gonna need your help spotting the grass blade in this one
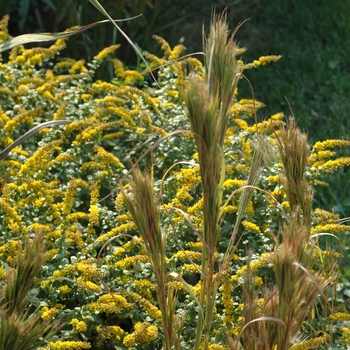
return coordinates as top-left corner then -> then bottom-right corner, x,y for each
88,0 -> 160,87
0,120 -> 71,161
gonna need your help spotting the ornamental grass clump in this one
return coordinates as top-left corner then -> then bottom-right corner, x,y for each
0,232 -> 63,350
240,119 -> 335,349
184,13 -> 242,349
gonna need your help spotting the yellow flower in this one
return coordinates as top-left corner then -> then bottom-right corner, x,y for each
313,139 -> 350,152
89,294 -> 133,314
270,112 -> 284,120
48,341 -> 91,350
242,220 -> 261,233
111,58 -> 125,78
289,333 -> 330,350
330,312 -> 350,321
169,44 -> 185,59
123,333 -> 136,347
318,157 -> 350,173
97,326 -> 125,343
233,118 -> 248,130
187,241 -> 203,249
70,318 -> 88,333
41,307 -> 58,321
255,276 -> 263,286
59,285 -> 71,294
15,55 -> 26,64
29,53 -> 42,66
124,70 -> 144,85
69,59 -> 87,74
311,223 -> 349,234
95,44 -> 120,61
125,291 -> 162,320
89,204 -> 99,226
222,205 -> 238,213
123,322 -> 158,346
17,84 -> 28,95
173,250 -> 201,261
223,178 -> 245,189
208,344 -> 227,350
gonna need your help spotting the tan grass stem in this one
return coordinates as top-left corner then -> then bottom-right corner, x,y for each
121,167 -> 179,350
184,12 -> 242,349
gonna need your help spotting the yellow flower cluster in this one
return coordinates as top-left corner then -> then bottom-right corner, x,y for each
250,55 -> 282,68
53,265 -> 75,277
19,140 -> 63,178
0,239 -> 19,260
4,107 -> 42,133
246,119 -> 283,134
330,312 -> 350,321
124,70 -> 144,85
132,278 -> 155,301
123,322 -> 158,347
95,44 -> 121,61
125,291 -> 162,320
152,34 -> 172,57
96,325 -> 125,344
111,58 -> 125,78
173,250 -> 202,262
98,221 -> 137,242
341,327 -> 350,345
311,223 -> 349,235
75,260 -> 100,279
208,344 -> 227,350
115,255 -> 149,269
89,204 -> 99,226
289,333 -> 330,350
198,344 -> 227,350
242,220 -> 261,233
222,178 -> 245,190
65,227 -> 84,248
41,307 -> 58,321
47,341 -> 91,350
235,255 -> 271,277
187,241 -> 203,250
0,265 -> 7,279
313,139 -> 350,152
89,293 -> 133,314
77,278 -> 101,293
313,208 -> 339,223
317,157 -> 350,173
230,99 -> 265,117
70,318 -> 88,333
220,271 -> 235,325
59,285 -> 71,294
68,59 -> 87,74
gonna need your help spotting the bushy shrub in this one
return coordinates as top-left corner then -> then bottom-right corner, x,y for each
1,13 -> 350,350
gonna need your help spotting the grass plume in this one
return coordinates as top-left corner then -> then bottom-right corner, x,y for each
239,118 -> 335,349
121,167 -> 181,350
0,232 -> 63,350
184,12 -> 242,349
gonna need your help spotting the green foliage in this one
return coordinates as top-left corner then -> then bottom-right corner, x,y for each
0,13 -> 350,350
1,0 -> 227,78
228,0 -> 350,215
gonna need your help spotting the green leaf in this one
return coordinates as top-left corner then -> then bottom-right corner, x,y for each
0,19 -> 132,53
88,0 -> 160,87
41,0 -> 57,11
0,120 -> 71,161
18,0 -> 31,32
